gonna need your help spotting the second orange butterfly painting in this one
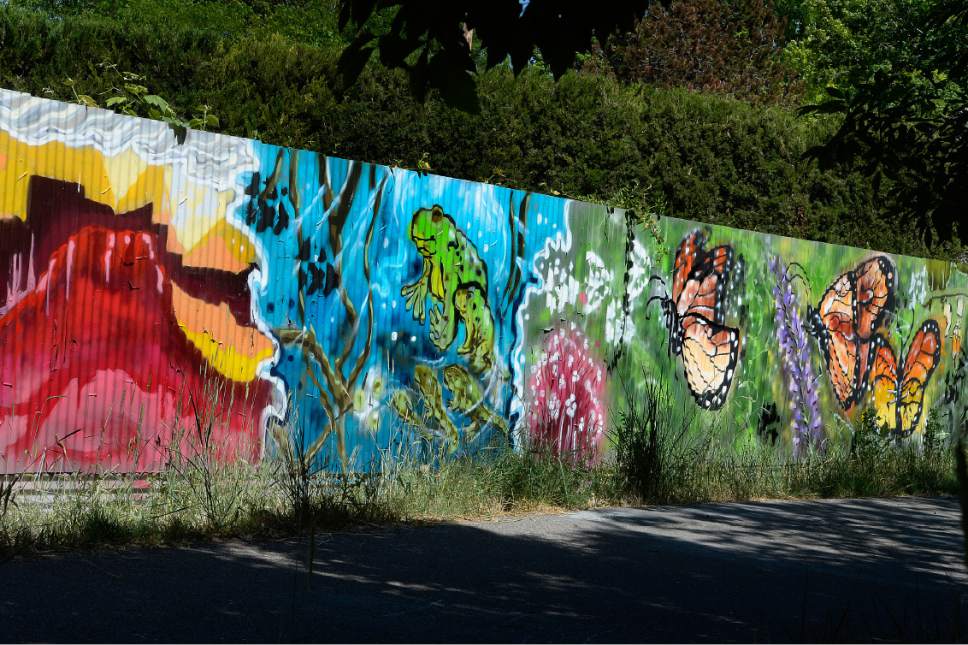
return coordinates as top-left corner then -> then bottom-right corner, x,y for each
807,255 -> 942,435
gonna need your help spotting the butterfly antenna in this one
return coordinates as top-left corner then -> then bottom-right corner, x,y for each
649,275 -> 670,299
645,294 -> 668,320
786,262 -> 811,290
644,275 -> 670,319
647,274 -> 667,288
882,306 -> 900,331
786,261 -> 809,278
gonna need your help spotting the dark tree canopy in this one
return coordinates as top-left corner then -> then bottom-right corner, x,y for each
585,0 -> 802,105
802,0 -> 968,247
337,0 -> 653,110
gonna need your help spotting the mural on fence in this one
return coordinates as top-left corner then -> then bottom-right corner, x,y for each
0,88 -> 965,473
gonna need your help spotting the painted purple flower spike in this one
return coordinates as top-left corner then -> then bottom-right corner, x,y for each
769,256 -> 825,457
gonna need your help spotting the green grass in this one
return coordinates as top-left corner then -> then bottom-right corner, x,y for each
611,377 -> 959,504
0,420 -> 958,559
0,379 -> 958,557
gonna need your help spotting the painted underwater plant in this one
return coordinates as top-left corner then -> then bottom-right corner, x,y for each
274,157 -> 391,469
768,257 -> 824,456
525,325 -> 606,465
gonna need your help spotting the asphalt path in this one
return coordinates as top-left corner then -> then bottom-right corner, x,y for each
2,496 -> 966,642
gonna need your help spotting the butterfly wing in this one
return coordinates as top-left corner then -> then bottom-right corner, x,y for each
679,314 -> 740,410
669,230 -> 739,409
812,271 -> 862,408
853,256 -> 896,340
672,229 -> 705,305
676,245 -> 734,324
896,320 -> 941,436
869,334 -> 899,431
673,230 -> 733,317
856,338 -> 876,401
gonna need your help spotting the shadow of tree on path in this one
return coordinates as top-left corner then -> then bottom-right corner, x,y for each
0,497 -> 964,643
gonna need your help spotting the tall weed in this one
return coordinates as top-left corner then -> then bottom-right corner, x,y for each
611,374 -> 956,505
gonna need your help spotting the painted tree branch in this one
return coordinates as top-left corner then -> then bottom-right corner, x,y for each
275,161 -> 388,468
347,174 -> 388,391
278,328 -> 351,409
331,163 -> 363,372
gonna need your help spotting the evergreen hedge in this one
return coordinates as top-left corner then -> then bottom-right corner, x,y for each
0,6 -> 949,258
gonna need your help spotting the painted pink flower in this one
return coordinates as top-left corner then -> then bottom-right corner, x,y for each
526,324 -> 607,465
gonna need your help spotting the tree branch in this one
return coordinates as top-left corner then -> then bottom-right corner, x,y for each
348,175 -> 388,390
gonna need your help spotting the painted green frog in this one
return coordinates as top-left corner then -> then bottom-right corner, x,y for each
442,364 -> 508,439
388,390 -> 429,439
414,364 -> 459,448
454,283 -> 494,374
401,205 -> 493,364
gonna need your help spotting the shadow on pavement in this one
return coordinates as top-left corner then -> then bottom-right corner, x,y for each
0,497 -> 964,643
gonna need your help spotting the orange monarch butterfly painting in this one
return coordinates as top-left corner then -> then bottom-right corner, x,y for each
807,256 -> 896,410
648,230 -> 741,410
868,320 -> 942,437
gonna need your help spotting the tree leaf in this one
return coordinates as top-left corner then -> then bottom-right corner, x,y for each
336,33 -> 377,91
426,48 -> 479,113
168,122 -> 188,145
142,94 -> 172,113
339,0 -> 379,30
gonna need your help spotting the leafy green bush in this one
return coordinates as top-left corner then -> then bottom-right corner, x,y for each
8,0 -> 348,47
0,4 -> 952,258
